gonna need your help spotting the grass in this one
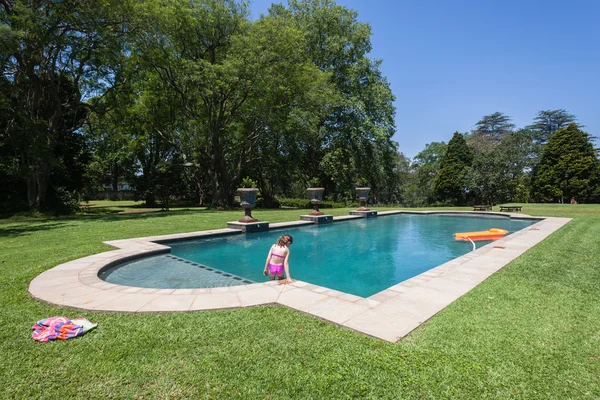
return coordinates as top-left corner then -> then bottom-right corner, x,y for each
1,203 -> 599,399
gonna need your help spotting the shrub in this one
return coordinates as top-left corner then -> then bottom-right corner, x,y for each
277,198 -> 346,209
47,187 -> 80,215
239,176 -> 257,188
278,198 -> 310,208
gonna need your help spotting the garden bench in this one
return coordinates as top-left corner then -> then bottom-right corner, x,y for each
499,206 -> 522,212
472,205 -> 492,211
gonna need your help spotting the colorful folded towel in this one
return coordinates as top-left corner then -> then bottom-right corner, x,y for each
32,316 -> 98,342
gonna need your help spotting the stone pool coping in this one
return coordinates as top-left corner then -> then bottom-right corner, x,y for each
28,211 -> 571,342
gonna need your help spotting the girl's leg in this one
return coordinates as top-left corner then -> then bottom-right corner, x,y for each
276,273 -> 284,280
269,273 -> 276,281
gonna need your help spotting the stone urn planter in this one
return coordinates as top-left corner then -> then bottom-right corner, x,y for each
237,188 -> 259,223
307,188 -> 325,216
356,187 -> 371,211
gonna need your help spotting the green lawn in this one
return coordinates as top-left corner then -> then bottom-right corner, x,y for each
1,204 -> 599,399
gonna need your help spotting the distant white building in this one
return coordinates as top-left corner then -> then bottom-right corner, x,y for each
101,182 -> 133,191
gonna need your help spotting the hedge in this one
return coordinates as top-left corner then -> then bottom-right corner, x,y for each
277,198 -> 346,209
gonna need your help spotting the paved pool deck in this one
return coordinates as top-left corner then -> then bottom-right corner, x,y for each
28,210 -> 571,342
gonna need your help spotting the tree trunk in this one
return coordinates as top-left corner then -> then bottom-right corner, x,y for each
36,166 -> 50,208
146,193 -> 156,207
258,178 -> 276,208
211,168 -> 232,207
111,163 -> 119,192
261,192 -> 277,208
196,179 -> 204,206
27,174 -> 37,208
210,131 -> 233,208
26,164 -> 50,209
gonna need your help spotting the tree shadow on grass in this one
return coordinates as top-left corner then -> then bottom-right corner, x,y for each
0,207 -> 309,239
0,208 -> 224,238
0,221 -> 70,239
75,207 -> 219,221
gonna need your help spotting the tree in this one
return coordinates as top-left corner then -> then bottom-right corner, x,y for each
470,112 -> 515,153
2,0 -> 401,211
466,151 -> 511,205
271,0 -> 398,202
127,0 -> 253,207
474,112 -> 515,139
531,123 -> 600,203
409,141 -> 447,205
433,133 -> 473,205
0,0 -> 132,209
528,109 -> 577,145
499,129 -> 539,175
132,0 -> 348,207
234,14 -> 336,207
467,129 -> 539,204
85,101 -> 134,196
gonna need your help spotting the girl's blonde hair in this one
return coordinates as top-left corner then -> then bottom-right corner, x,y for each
276,234 -> 293,247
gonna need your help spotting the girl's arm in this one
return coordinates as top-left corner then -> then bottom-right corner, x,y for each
263,247 -> 272,275
284,250 -> 292,283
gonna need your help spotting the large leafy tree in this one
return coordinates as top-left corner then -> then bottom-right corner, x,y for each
84,114 -> 132,197
466,151 -> 511,205
2,0 -> 401,211
433,132 -> 473,205
531,123 -> 600,203
128,0 -> 253,207
132,0 -> 344,207
234,14 -> 336,207
271,0 -> 398,202
0,0 -> 132,209
466,129 -> 538,204
86,46 -> 184,207
126,77 -> 183,207
408,141 -> 447,205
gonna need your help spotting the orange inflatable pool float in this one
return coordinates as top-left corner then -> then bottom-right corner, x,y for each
454,228 -> 508,241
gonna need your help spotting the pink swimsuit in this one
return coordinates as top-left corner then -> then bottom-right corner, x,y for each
268,252 -> 285,275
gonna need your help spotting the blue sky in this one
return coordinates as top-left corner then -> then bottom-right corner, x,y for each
249,0 -> 600,158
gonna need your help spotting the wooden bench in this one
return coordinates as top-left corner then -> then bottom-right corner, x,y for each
473,205 -> 492,211
499,206 -> 522,212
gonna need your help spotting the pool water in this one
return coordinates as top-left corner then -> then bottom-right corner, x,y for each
100,214 -> 536,297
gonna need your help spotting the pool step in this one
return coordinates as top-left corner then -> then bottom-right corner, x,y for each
165,254 -> 254,285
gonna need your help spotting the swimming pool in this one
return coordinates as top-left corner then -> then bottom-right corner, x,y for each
100,214 -> 536,297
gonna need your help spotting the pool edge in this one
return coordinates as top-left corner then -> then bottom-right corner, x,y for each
28,211 -> 570,343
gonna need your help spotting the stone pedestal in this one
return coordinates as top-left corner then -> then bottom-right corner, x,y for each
238,207 -> 258,223
309,208 -> 324,216
300,214 -> 334,224
307,188 -> 325,216
237,188 -> 260,223
227,221 -> 270,233
349,210 -> 378,218
355,187 -> 371,212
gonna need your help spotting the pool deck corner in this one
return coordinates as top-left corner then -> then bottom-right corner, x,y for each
28,211 -> 571,342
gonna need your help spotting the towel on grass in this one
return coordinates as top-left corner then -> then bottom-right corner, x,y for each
32,316 -> 98,342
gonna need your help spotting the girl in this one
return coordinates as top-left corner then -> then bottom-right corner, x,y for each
263,234 -> 293,283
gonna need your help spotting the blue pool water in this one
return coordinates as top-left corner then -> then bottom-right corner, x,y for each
101,214 -> 536,297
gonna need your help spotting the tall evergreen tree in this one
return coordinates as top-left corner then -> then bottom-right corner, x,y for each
469,112 -> 515,154
473,112 -> 515,141
531,123 -> 600,203
527,109 -> 578,144
433,132 -> 473,205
